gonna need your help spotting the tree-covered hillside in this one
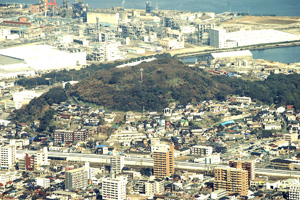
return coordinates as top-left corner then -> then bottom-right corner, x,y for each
13,87 -> 68,131
70,58 -> 300,112
69,58 -> 232,111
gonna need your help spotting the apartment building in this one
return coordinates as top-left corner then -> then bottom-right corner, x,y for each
214,166 -> 249,196
229,160 -> 255,181
110,155 -> 125,174
102,176 -> 127,200
145,179 -> 164,196
54,129 -> 89,143
0,144 -> 16,169
289,185 -> 300,200
191,145 -> 213,156
153,145 -> 174,179
36,178 -> 50,188
65,168 -> 88,191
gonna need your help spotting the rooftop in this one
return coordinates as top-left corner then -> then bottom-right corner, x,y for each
211,50 -> 252,59
0,54 -> 25,65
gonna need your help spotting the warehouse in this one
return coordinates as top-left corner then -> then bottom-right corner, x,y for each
0,54 -> 35,80
0,45 -> 86,72
210,29 -> 300,48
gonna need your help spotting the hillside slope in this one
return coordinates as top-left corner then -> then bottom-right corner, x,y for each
69,58 -> 232,111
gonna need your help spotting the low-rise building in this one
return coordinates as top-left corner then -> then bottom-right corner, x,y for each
191,145 -> 212,156
271,159 -> 294,170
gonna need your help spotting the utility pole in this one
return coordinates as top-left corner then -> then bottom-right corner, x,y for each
140,68 -> 143,82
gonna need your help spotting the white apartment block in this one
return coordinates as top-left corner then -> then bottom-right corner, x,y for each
0,171 -> 16,184
151,144 -> 170,152
191,145 -> 212,156
35,147 -> 49,166
145,179 -> 164,196
205,154 -> 221,164
84,162 -> 96,180
110,156 -> 125,174
289,185 -> 300,200
36,178 -> 50,188
102,176 -> 127,200
0,145 -> 16,169
0,29 -> 11,39
65,168 -> 88,191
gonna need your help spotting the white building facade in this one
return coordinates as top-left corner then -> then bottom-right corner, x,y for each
0,145 -> 16,169
102,176 -> 127,200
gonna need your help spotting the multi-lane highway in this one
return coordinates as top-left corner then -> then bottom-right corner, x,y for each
17,150 -> 300,178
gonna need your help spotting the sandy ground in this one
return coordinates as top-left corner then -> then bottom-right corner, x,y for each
221,16 -> 300,35
222,16 -> 300,25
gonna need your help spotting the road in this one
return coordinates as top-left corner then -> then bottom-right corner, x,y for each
17,150 -> 300,178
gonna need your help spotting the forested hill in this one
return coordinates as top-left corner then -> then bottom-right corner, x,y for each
69,58 -> 233,111
70,58 -> 300,112
12,58 -> 300,127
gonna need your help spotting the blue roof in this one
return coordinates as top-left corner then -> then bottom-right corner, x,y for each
217,132 -> 225,136
30,137 -> 35,141
95,145 -> 107,148
221,120 -> 235,126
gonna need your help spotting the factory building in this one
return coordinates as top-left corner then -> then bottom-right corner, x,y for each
0,45 -> 86,72
206,50 -> 253,67
12,90 -> 42,109
209,28 -> 300,48
87,11 -> 120,25
0,55 -> 35,80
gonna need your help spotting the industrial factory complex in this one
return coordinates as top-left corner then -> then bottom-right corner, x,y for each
0,0 -> 300,81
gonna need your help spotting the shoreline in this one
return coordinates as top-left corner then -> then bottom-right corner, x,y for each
175,40 -> 300,59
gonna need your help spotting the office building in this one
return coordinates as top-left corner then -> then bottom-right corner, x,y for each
110,155 -> 125,174
214,166 -> 249,196
289,185 -> 300,200
102,176 -> 127,200
191,145 -> 213,156
153,145 -> 174,179
65,167 -> 88,191
229,160 -> 255,181
0,144 -> 16,169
